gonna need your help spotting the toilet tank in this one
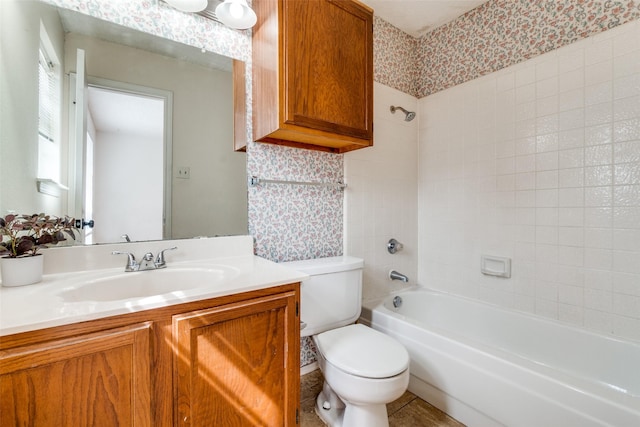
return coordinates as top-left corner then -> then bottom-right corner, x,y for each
281,256 -> 364,337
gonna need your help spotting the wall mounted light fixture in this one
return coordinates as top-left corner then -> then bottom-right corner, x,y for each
163,0 -> 257,30
215,0 -> 257,29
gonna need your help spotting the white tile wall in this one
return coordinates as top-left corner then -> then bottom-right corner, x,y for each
345,83 -> 418,301
418,20 -> 640,341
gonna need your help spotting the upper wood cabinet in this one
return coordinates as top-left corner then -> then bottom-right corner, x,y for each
252,0 -> 374,153
233,59 -> 248,152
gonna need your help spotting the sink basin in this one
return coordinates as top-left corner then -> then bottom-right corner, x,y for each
60,266 -> 240,302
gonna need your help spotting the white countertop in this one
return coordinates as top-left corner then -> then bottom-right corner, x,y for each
0,236 -> 308,336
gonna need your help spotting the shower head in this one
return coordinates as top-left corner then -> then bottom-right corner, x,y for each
390,105 -> 416,122
405,110 -> 416,121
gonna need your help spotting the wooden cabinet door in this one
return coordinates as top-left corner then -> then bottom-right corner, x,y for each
233,59 -> 248,152
282,0 -> 373,141
0,322 -> 152,426
252,0 -> 373,152
173,291 -> 300,426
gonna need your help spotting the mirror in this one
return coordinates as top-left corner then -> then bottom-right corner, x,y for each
0,0 -> 248,244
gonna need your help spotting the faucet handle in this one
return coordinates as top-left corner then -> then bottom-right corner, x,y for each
155,246 -> 177,267
387,238 -> 404,254
112,251 -> 138,272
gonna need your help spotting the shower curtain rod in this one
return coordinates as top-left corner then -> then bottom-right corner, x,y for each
249,176 -> 347,189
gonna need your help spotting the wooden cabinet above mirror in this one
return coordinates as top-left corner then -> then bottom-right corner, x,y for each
252,0 -> 373,153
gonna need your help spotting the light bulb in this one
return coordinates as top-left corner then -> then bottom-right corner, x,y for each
230,2 -> 244,19
215,0 -> 257,30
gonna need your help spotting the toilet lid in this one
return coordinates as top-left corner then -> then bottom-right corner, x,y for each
315,324 -> 409,379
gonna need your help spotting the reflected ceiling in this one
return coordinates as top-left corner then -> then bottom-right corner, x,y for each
58,8 -> 231,71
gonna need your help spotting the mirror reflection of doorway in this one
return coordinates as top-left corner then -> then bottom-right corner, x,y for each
85,82 -> 170,244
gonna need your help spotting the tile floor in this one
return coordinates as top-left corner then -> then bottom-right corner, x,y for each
300,369 -> 465,427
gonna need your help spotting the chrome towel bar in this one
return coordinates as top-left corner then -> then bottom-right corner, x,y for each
248,176 -> 347,189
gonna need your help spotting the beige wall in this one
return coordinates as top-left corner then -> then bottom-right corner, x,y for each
63,33 -> 247,239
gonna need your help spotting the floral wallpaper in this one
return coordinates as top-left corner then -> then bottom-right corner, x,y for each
374,0 -> 640,98
373,16 -> 419,97
417,0 -> 640,97
245,141 -> 344,367
247,143 -> 344,262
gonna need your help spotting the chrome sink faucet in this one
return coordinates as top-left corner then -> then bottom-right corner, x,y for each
112,246 -> 177,272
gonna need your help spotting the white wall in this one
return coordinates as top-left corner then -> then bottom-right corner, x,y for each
92,130 -> 163,243
0,0 -> 64,216
418,20 -> 640,341
64,33 -> 247,239
345,82 -> 418,301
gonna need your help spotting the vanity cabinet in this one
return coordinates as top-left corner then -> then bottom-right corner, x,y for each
252,0 -> 374,153
0,322 -> 152,426
0,284 -> 300,427
173,291 -> 299,426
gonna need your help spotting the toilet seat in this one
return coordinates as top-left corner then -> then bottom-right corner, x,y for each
315,324 -> 409,379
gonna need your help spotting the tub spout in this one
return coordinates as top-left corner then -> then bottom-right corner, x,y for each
389,270 -> 408,282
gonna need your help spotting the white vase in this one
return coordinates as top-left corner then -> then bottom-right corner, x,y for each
0,255 -> 44,287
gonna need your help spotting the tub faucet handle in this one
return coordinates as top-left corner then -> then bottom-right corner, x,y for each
387,238 -> 404,254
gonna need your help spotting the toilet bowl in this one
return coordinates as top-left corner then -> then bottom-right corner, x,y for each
314,324 -> 409,427
282,256 -> 409,427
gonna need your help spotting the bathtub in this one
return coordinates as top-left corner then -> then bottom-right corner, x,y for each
359,288 -> 640,427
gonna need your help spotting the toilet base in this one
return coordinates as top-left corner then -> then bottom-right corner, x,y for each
314,382 -> 390,427
315,390 -> 344,427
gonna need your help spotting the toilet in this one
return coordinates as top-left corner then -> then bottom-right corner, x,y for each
283,256 -> 409,427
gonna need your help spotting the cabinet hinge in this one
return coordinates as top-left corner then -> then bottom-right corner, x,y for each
296,408 -> 299,424
296,301 -> 299,317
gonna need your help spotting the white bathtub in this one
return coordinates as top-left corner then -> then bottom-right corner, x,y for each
359,288 -> 640,427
